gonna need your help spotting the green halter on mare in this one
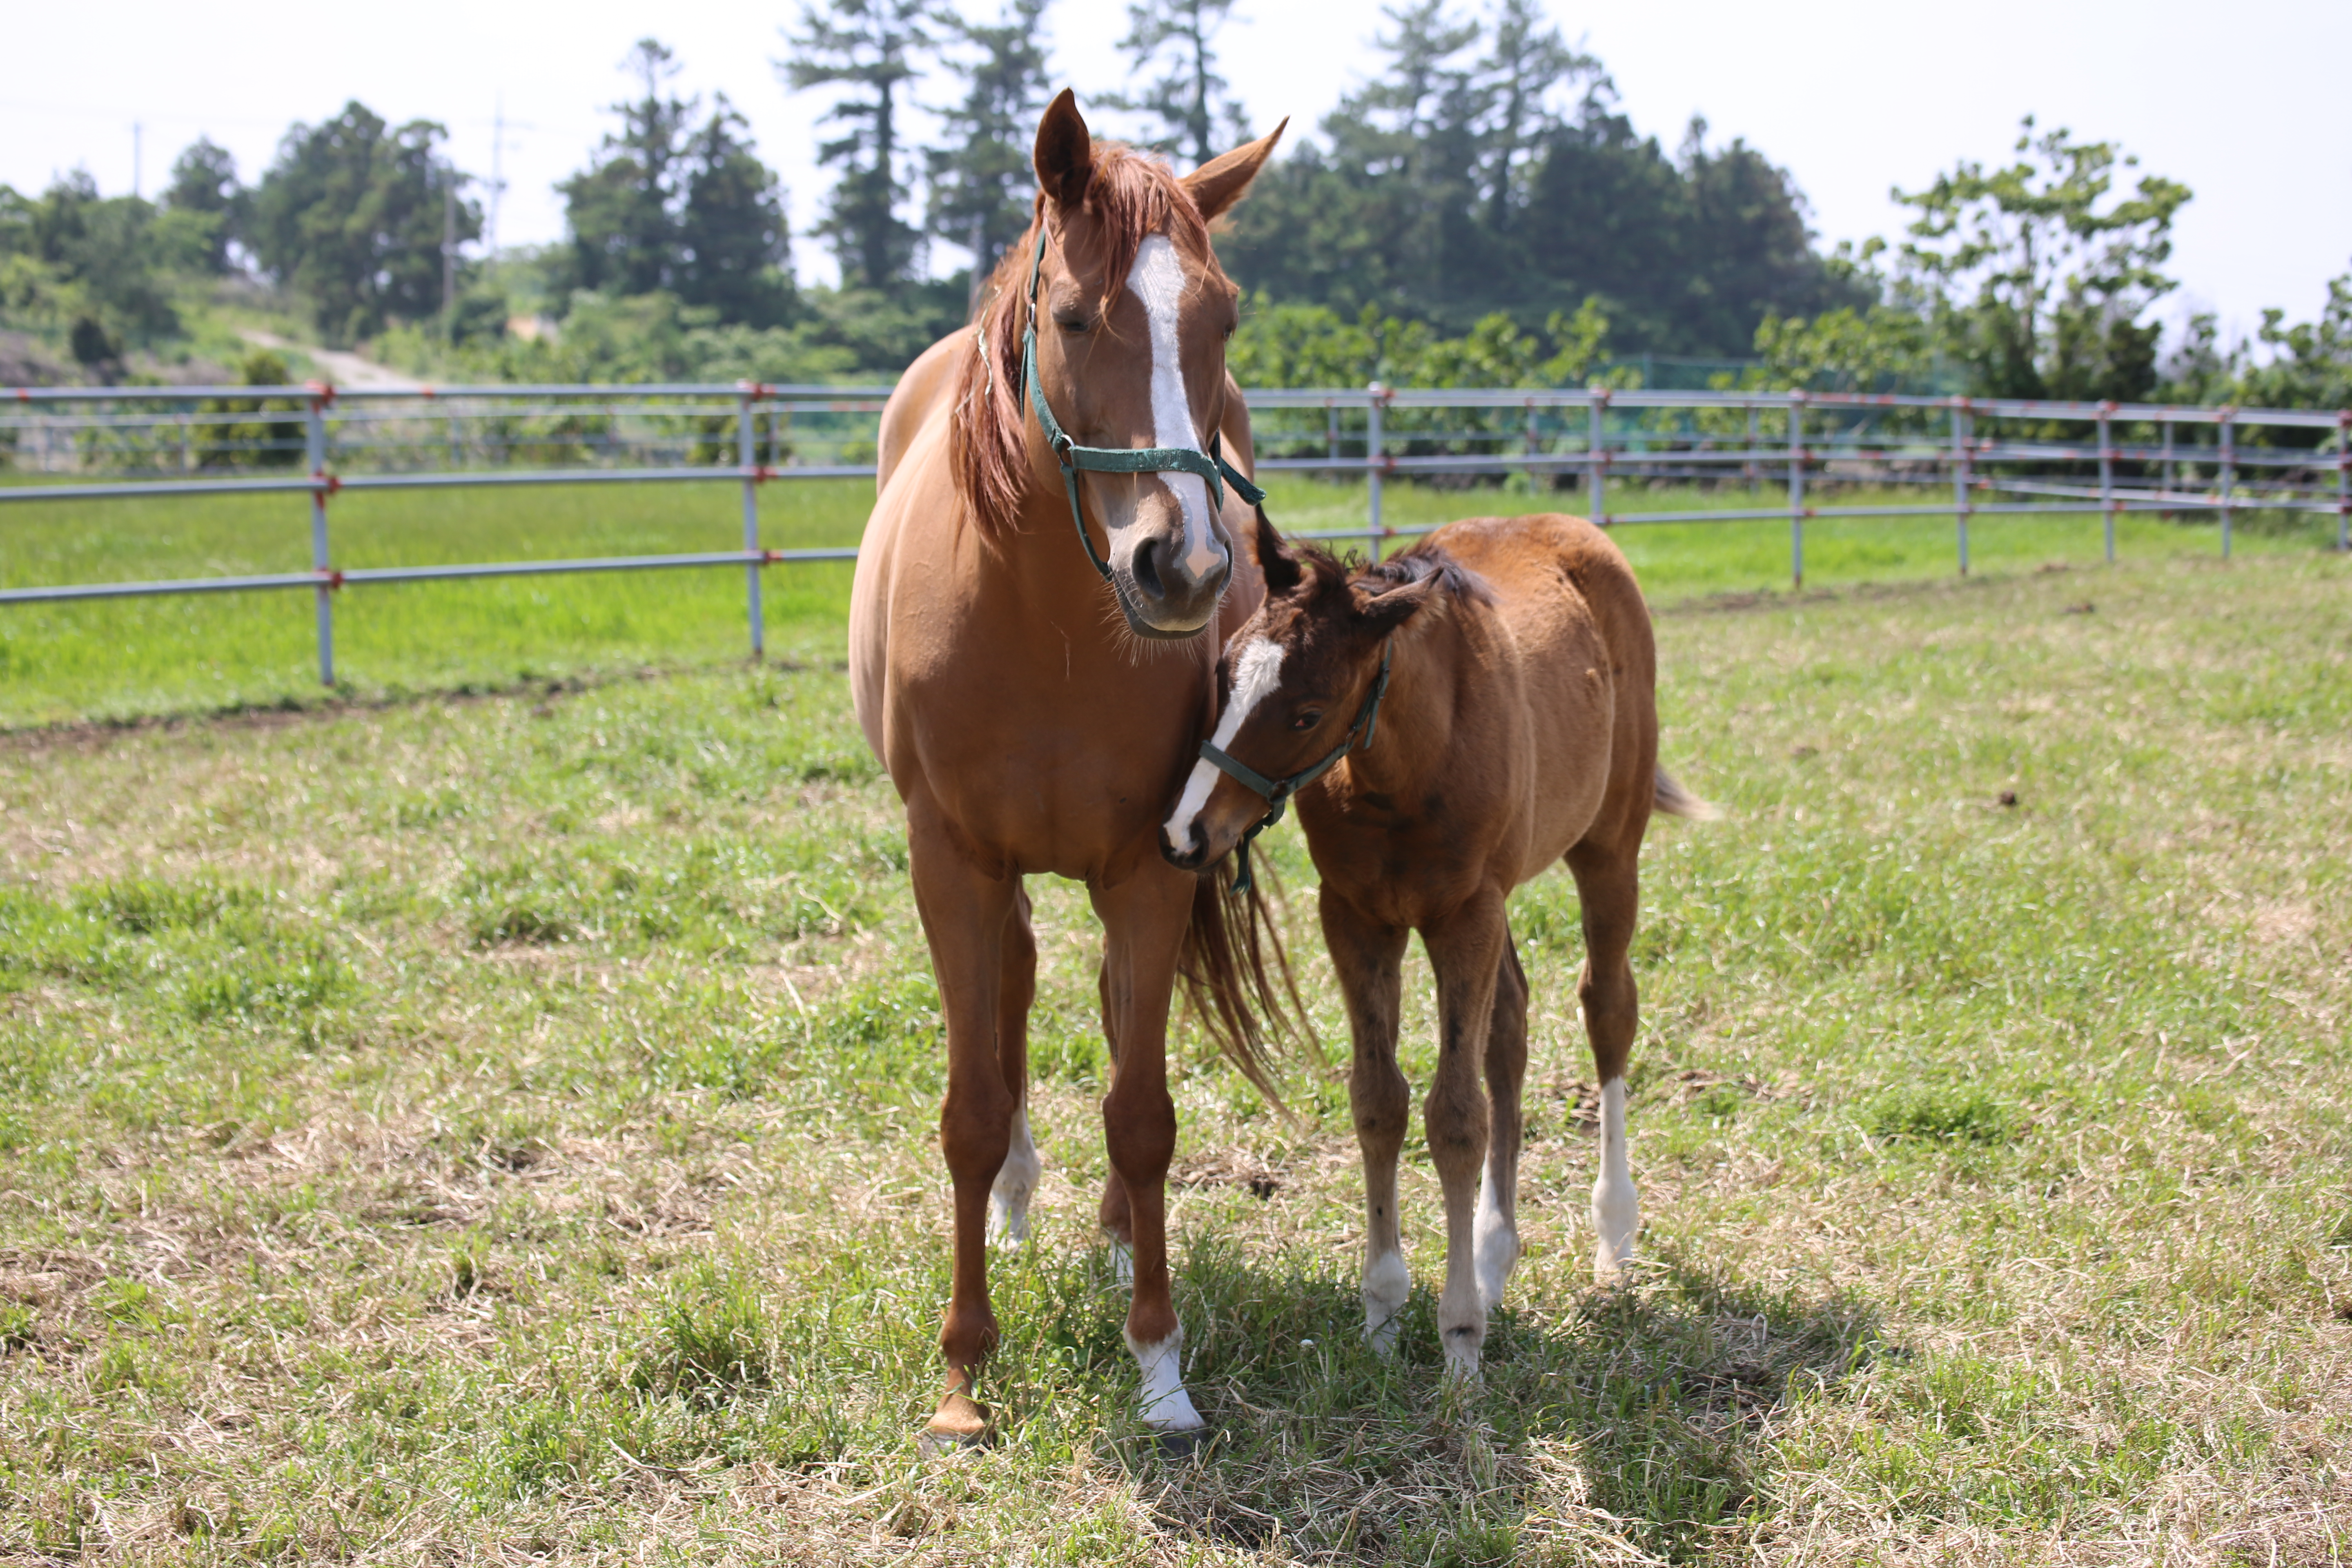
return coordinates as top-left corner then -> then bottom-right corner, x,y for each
1016,225 -> 1264,584
1197,639 -> 1393,895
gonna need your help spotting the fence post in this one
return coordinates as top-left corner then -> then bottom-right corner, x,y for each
2161,417 -> 2175,520
2338,410 -> 2350,553
1586,387 -> 1608,526
1326,398 -> 1338,469
1744,401 -> 1758,490
1523,396 -> 1539,487
1787,390 -> 1806,589
1951,398 -> 1973,576
2218,407 -> 2235,560
1366,382 -> 1387,558
739,384 -> 765,659
2098,403 -> 2116,564
306,386 -> 334,686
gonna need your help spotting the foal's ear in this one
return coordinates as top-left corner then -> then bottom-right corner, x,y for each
1254,508 -> 1302,594
1033,89 -> 1093,209
1183,119 -> 1288,222
1354,573 -> 1439,636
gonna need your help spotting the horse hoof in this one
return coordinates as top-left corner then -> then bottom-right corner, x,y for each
1151,1426 -> 1208,1459
921,1388 -> 991,1456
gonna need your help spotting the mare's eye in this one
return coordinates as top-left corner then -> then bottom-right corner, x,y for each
1290,709 -> 1322,731
1055,312 -> 1091,334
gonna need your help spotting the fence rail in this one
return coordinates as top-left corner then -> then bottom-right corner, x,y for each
5,381 -> 2346,685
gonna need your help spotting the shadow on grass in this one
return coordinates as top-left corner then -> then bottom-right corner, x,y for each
1102,1238 -> 1893,1565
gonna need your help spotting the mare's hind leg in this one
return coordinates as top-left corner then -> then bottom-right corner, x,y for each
989,883 -> 1040,1247
1421,891 -> 1508,1378
1474,935 -> 1530,1312
1321,893 -> 1411,1353
1567,840 -> 1643,1279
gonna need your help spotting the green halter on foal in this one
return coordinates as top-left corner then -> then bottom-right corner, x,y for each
1016,225 -> 1265,584
1197,639 -> 1393,895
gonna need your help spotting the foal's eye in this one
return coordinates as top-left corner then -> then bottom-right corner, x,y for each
1290,710 -> 1322,731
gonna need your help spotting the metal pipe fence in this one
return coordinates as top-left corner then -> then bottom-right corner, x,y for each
5,380 -> 2347,685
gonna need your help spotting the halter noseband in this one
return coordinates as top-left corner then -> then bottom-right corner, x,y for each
1196,639 -> 1393,895
1016,225 -> 1265,589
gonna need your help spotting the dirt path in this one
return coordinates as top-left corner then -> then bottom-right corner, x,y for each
238,327 -> 422,390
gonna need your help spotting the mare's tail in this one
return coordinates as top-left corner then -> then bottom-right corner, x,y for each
1178,858 -> 1321,1112
1654,767 -> 1719,822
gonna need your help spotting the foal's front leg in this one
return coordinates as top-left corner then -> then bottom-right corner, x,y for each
1423,892 -> 1508,1378
1474,935 -> 1531,1313
1320,893 -> 1411,1352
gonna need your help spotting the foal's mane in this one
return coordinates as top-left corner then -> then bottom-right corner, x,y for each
1290,538 -> 1497,610
950,146 -> 1224,541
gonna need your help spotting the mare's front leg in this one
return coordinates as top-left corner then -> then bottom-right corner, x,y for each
988,883 -> 1041,1247
906,794 -> 1021,1446
1421,891 -> 1508,1378
1567,841 -> 1643,1278
1321,892 -> 1412,1353
1089,865 -> 1205,1435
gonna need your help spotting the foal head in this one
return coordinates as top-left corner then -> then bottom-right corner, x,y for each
953,91 -> 1284,640
1160,516 -> 1474,870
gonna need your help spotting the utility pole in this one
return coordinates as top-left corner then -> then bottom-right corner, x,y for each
487,97 -> 508,263
441,172 -> 457,341
132,122 -> 142,198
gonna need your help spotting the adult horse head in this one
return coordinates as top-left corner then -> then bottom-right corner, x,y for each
850,90 -> 1290,1450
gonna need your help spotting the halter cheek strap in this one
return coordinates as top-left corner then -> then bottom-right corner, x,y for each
1016,226 -> 1265,582
1198,639 -> 1393,895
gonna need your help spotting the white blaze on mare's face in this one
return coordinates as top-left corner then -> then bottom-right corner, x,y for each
1162,637 -> 1286,849
1124,234 -> 1221,580
1591,1078 -> 1639,1276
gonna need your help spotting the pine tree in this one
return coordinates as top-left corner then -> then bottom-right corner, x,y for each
781,0 -> 929,293
161,137 -> 245,273
679,96 -> 795,327
1104,0 -> 1247,169
560,40 -> 695,298
1473,0 -> 1596,234
926,0 -> 1052,289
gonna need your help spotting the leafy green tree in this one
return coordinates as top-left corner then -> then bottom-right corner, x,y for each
782,0 -> 929,292
0,173 -> 179,345
1895,117 -> 2190,402
1102,0 -> 1247,169
160,137 -> 245,273
249,102 -> 480,342
925,0 -> 1052,283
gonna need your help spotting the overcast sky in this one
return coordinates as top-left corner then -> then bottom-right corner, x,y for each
8,0 -> 2348,350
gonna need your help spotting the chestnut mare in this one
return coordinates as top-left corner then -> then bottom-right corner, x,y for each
851,92 -> 1291,1446
1161,512 -> 1711,1376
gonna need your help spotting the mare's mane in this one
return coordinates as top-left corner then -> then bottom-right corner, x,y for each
950,146 -> 1225,541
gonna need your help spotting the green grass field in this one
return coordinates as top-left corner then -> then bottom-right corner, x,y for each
1,473 -> 2326,729
1,483 -> 2347,1562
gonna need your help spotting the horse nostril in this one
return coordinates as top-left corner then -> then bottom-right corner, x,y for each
1130,539 -> 1167,601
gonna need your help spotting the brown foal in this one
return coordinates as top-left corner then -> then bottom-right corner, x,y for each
852,93 -> 1290,1444
1162,511 -> 1710,1375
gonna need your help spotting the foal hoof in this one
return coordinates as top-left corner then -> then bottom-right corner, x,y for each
920,1389 -> 991,1457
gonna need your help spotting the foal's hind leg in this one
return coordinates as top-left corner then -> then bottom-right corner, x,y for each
1567,841 -> 1643,1279
989,883 -> 1041,1248
1474,935 -> 1530,1312
1321,893 -> 1411,1353
1422,891 -> 1508,1378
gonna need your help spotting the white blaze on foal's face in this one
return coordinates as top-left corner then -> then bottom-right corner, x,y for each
1163,636 -> 1286,849
1123,233 -> 1221,580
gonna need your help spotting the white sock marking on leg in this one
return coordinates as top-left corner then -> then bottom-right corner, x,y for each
1362,1246 -> 1409,1354
1163,638 -> 1285,845
1592,1077 -> 1639,1277
1125,234 -> 1220,580
1124,1326 -> 1203,1431
1107,1236 -> 1134,1288
1474,1164 -> 1517,1311
988,1107 -> 1039,1248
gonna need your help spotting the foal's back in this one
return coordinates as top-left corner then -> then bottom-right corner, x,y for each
1417,512 -> 1659,889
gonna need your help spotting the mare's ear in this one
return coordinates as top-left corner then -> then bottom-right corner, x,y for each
1033,89 -> 1093,209
1183,119 -> 1288,221
1254,508 -> 1302,594
1353,573 -> 1439,637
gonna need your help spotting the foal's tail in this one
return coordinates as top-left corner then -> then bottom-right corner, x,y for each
1654,767 -> 1719,822
1178,858 -> 1321,1113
